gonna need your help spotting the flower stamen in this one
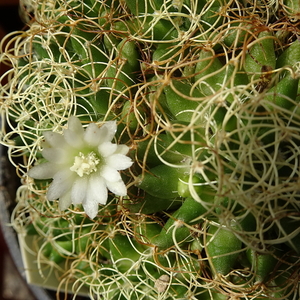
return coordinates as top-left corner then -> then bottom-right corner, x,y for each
70,151 -> 100,177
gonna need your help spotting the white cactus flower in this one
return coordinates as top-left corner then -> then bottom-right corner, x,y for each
28,116 -> 133,219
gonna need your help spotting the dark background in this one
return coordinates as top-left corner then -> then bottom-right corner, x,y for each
0,1 -> 35,300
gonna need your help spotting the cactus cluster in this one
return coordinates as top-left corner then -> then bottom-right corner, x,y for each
0,0 -> 300,299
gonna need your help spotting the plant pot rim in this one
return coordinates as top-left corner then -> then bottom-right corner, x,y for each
0,143 -> 52,300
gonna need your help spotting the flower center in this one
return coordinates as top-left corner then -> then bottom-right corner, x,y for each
70,151 -> 100,177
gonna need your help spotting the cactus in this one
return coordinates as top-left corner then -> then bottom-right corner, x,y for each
1,0 -> 300,299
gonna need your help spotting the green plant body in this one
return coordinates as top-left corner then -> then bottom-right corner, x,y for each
154,194 -> 214,249
246,247 -> 278,283
0,0 -> 300,299
244,30 -> 276,82
206,223 -> 242,276
137,164 -> 182,199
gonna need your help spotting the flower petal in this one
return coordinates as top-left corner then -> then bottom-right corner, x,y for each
71,177 -> 88,205
98,121 -> 117,142
83,175 -> 108,218
101,165 -> 122,182
42,148 -> 70,165
28,162 -> 58,179
44,131 -> 66,148
82,198 -> 98,219
106,154 -> 133,170
87,175 -> 108,205
59,190 -> 72,211
67,116 -> 84,135
62,116 -> 85,148
83,123 -> 102,146
47,169 -> 75,201
115,144 -> 129,155
64,128 -> 84,148
98,142 -> 117,157
106,179 -> 127,196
